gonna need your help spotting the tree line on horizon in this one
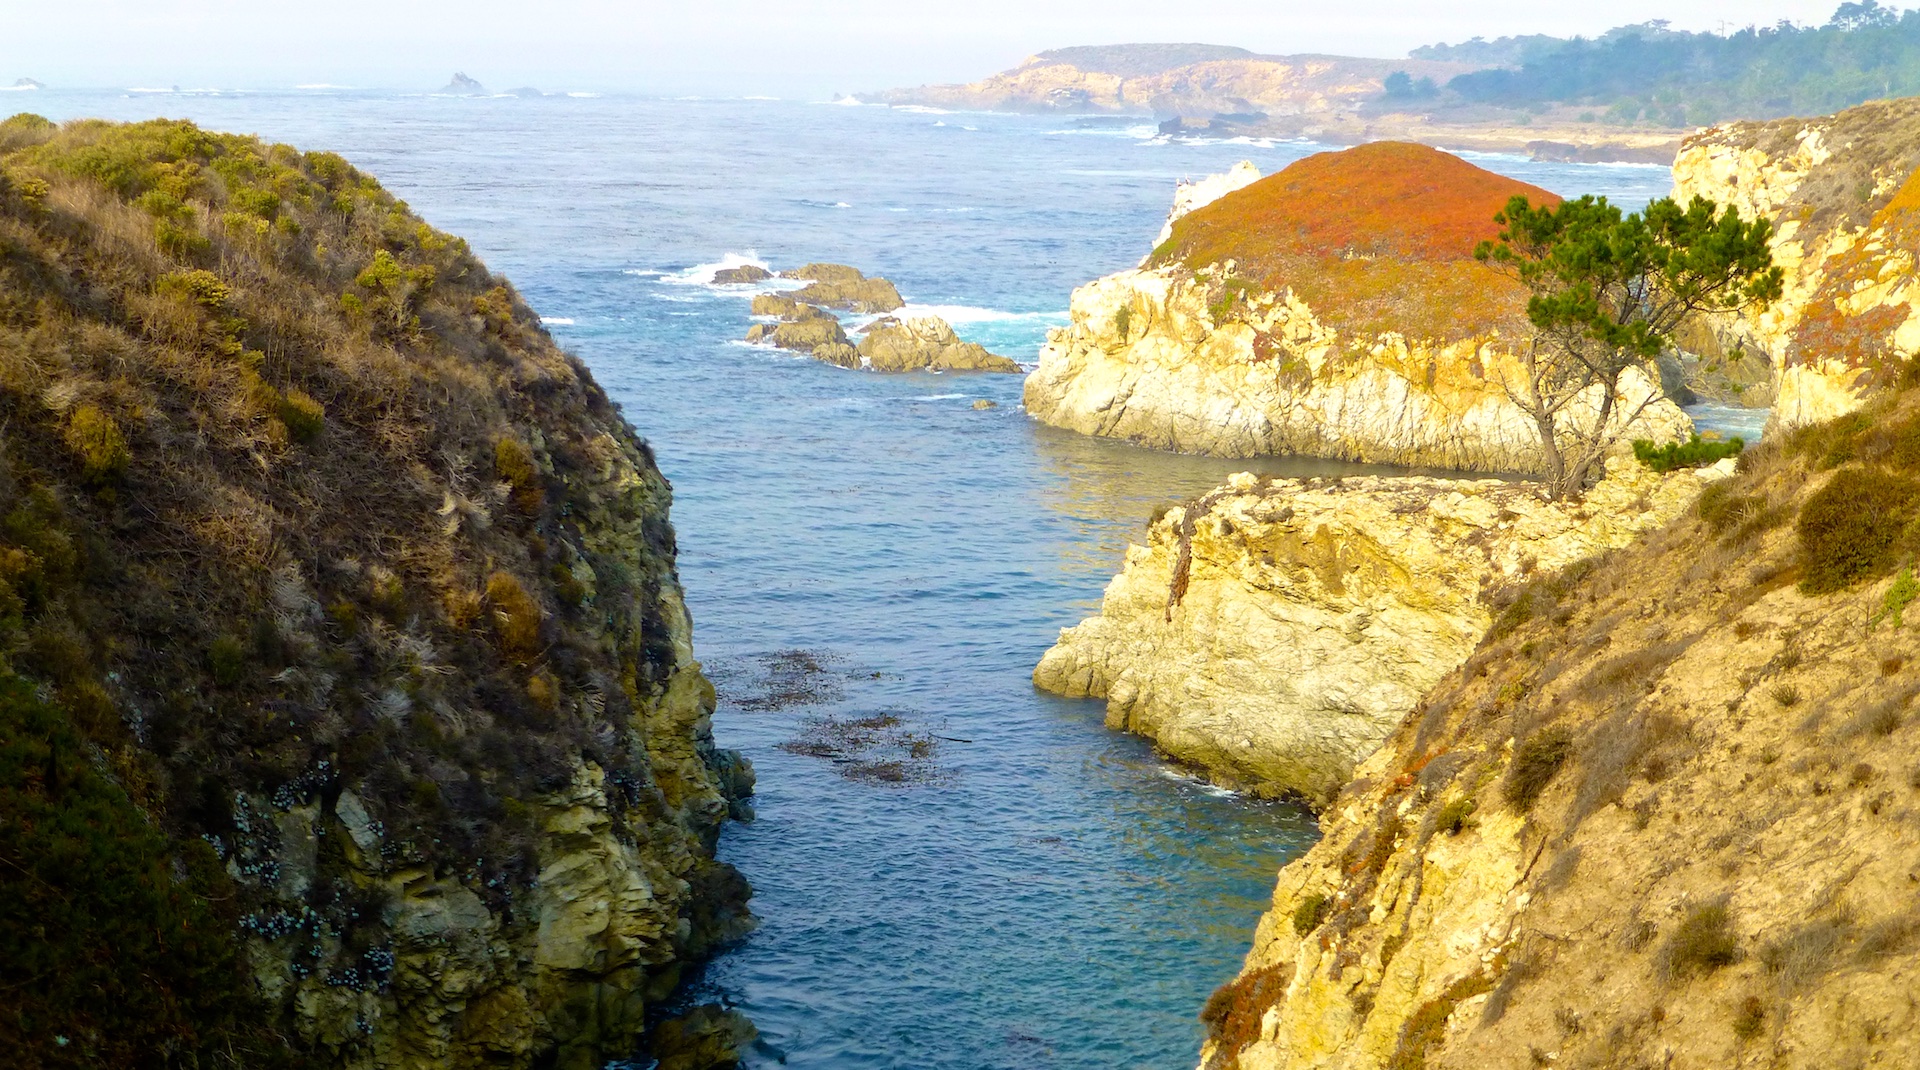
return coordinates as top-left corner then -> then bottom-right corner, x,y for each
1406,1 -> 1920,125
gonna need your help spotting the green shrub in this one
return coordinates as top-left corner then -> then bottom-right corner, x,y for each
1503,725 -> 1574,811
1696,481 -> 1767,536
1634,433 -> 1744,472
156,268 -> 230,309
62,405 -> 129,484
1874,566 -> 1918,628
275,388 -> 325,444
0,674 -> 288,1066
1660,901 -> 1740,982
494,436 -> 545,516
1435,796 -> 1478,835
1796,467 -> 1920,594
208,635 -> 247,686
1292,892 -> 1330,936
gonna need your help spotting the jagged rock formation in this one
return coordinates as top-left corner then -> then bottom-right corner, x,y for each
1024,144 -> 1692,472
1148,160 -> 1261,257
743,267 -> 1013,372
0,116 -> 749,1070
1035,457 -> 1719,805
439,72 -> 488,95
780,262 -> 903,313
1674,97 -> 1920,432
856,316 -> 1020,372
1200,385 -> 1920,1070
713,264 -> 772,285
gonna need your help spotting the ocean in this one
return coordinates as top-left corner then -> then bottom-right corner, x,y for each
22,87 -> 1699,1068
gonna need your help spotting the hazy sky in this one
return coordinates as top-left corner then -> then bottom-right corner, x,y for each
2,1 -> 1860,95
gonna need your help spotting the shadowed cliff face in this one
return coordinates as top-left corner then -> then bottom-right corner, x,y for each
1675,97 -> 1920,434
1202,380 -> 1920,1070
0,115 -> 749,1069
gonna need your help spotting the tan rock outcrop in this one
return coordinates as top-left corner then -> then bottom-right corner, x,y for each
1673,97 -> 1920,432
1022,264 -> 1689,471
1035,457 -> 1719,804
1199,390 -> 1920,1070
781,263 -> 904,313
856,315 -> 1020,372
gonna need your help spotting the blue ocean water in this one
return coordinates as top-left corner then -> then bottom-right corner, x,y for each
25,89 -> 1696,1068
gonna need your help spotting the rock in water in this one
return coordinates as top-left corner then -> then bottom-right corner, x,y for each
652,1005 -> 758,1070
972,398 -> 997,409
1023,142 -> 1693,472
439,71 -> 487,94
780,262 -> 904,313
713,264 -> 772,285
857,315 -> 1020,372
746,317 -> 851,352
1674,96 -> 1920,433
1035,456 -> 1725,804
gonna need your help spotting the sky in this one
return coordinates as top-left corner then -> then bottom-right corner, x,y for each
0,0 -> 1865,96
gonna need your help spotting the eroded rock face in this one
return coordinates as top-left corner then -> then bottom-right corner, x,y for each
1673,97 -> 1920,432
780,263 -> 904,313
1200,398 -> 1920,1070
1022,265 -> 1688,471
856,315 -> 1020,372
1149,160 -> 1262,255
1035,457 -> 1718,804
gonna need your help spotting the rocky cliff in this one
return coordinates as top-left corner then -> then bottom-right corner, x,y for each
1674,96 -> 1920,432
865,46 -> 1474,118
1024,143 -> 1691,472
1201,381 -> 1920,1069
0,116 -> 749,1069
1035,457 -> 1718,805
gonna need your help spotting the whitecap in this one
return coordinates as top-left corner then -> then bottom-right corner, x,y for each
892,104 -> 950,115
933,121 -> 947,127
0,85 -> 39,92
832,201 -> 851,209
650,292 -> 704,303
566,91 -> 600,98
961,126 -> 979,132
659,251 -> 770,286
892,303 -> 1068,326
539,317 -> 576,326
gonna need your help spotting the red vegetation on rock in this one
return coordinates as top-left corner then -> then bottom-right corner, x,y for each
1151,142 -> 1563,340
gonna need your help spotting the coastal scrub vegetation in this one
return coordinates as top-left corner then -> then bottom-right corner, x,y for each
1149,142 -> 1559,342
1475,194 -> 1782,499
1632,433 -> 1745,472
0,114 -> 739,1063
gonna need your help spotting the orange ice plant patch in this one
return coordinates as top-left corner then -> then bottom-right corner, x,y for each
1150,142 -> 1562,342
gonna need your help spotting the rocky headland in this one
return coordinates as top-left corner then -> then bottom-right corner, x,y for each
1035,457 -> 1725,805
742,263 -> 1018,373
1675,96 -> 1920,433
866,45 -> 1686,164
1023,142 -> 1692,472
0,116 -> 751,1070
1200,379 -> 1920,1070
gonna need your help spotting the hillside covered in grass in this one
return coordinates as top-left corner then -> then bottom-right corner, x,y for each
1202,366 -> 1920,1068
0,114 -> 750,1069
1146,142 -> 1558,341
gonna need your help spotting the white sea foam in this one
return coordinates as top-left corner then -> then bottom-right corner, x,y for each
907,393 -> 969,401
893,303 -> 1068,326
0,85 -> 39,92
539,317 -> 576,326
650,292 -> 704,303
660,251 -> 769,286
1156,767 -> 1241,797
933,121 -> 947,127
892,105 -> 950,115
742,95 -> 780,101
566,92 -> 600,99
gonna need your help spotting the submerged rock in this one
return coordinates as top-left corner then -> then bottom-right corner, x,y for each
652,1005 -> 757,1070
973,398 -> 998,409
1035,456 -> 1723,804
857,315 -> 1020,373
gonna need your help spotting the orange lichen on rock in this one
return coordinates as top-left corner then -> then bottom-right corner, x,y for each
1786,163 -> 1920,379
1150,141 -> 1561,340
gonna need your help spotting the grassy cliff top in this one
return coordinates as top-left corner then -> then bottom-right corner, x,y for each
0,114 -> 729,1066
1149,141 -> 1558,341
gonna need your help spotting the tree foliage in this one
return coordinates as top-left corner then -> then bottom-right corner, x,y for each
1435,5 -> 1920,126
1475,195 -> 1783,499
